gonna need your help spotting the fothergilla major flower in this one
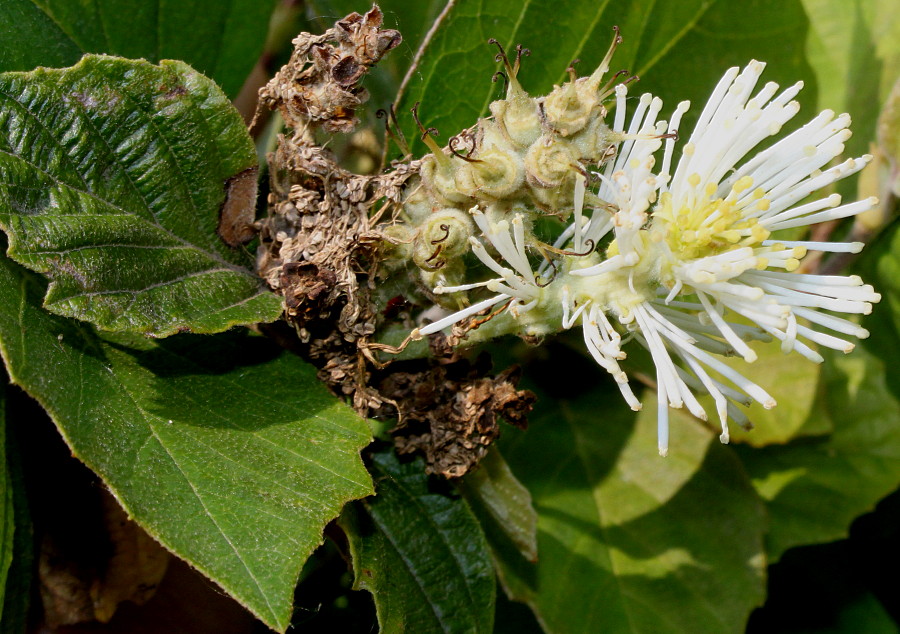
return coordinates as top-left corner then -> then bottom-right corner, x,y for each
409,59 -> 880,456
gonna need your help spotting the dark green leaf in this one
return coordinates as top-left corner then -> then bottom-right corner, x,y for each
0,55 -> 283,336
0,253 -> 373,632
459,448 -> 538,563
0,0 -> 83,72
698,340 -> 831,447
0,386 -> 11,624
737,344 -> 900,561
341,448 -> 495,634
495,378 -> 767,634
396,0 -> 814,155
0,0 -> 277,98
0,387 -> 32,634
802,0 -> 900,164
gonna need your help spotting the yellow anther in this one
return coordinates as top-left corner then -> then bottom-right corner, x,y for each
722,230 -> 741,243
792,246 -> 808,259
755,258 -> 769,270
752,187 -> 766,199
751,224 -> 770,242
704,183 -> 717,198
757,198 -> 770,211
733,175 -> 754,193
785,258 -> 801,272
688,173 -> 701,187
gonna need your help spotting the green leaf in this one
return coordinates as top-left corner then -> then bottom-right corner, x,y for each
802,0 -> 900,163
341,448 -> 496,634
396,0 -> 814,155
700,340 -> 831,447
809,593 -> 900,634
0,55 -> 283,337
0,253 -> 374,632
0,0 -> 277,98
737,344 -> 900,562
459,447 -> 538,563
0,386 -> 11,624
0,387 -> 32,634
495,378 -> 767,634
877,76 -> 900,198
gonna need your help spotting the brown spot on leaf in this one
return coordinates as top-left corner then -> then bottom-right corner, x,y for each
159,84 -> 188,100
217,166 -> 259,247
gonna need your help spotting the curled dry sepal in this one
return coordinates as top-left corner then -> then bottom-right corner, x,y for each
257,5 -> 401,132
256,7 -> 535,477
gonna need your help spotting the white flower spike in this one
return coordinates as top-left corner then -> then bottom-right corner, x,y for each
409,61 -> 880,458
568,61 -> 880,455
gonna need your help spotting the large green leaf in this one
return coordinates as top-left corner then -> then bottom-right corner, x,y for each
802,0 -> 900,162
459,447 -> 538,563
0,386 -> 11,625
495,377 -> 767,634
699,340 -> 831,447
0,387 -> 32,634
0,56 -> 283,337
396,0 -> 814,154
0,253 -> 374,632
0,0 -> 277,98
341,448 -> 496,634
737,344 -> 900,562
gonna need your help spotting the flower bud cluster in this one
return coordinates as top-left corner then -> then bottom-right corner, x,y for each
394,32 -> 629,293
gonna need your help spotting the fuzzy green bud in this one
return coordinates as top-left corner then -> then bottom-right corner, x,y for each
454,123 -> 526,200
412,208 -> 475,270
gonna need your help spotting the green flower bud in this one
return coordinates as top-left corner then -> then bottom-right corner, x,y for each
380,223 -> 415,265
572,115 -> 617,162
524,134 -> 580,189
454,123 -> 525,200
542,28 -> 625,137
412,208 -> 475,270
420,154 -> 471,205
543,78 -> 604,137
491,95 -> 542,148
